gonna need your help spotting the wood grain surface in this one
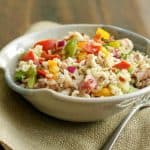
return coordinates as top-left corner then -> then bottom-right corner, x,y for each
0,0 -> 149,49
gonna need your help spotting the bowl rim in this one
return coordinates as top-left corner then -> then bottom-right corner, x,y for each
2,24 -> 150,103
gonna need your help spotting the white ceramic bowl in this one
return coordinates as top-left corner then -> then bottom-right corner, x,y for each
0,24 -> 150,122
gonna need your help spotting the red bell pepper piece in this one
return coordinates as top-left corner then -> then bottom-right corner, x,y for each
21,51 -> 35,61
37,69 -> 46,77
48,54 -> 60,59
41,51 -> 60,60
34,39 -> 56,52
41,51 -> 49,60
93,34 -> 101,42
114,61 -> 130,69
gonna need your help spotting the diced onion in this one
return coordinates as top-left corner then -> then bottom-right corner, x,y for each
67,66 -> 76,73
57,40 -> 66,48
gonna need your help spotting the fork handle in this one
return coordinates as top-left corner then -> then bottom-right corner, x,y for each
101,104 -> 141,150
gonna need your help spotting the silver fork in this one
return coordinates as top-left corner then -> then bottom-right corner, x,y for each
101,94 -> 150,150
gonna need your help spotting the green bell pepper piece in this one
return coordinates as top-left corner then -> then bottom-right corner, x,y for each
27,67 -> 37,88
27,67 -> 36,77
27,75 -> 36,88
128,66 -> 134,73
64,39 -> 77,57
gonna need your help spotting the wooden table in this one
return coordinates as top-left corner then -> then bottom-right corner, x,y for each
0,0 -> 149,49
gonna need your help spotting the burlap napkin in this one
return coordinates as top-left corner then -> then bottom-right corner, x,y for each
0,21 -> 150,150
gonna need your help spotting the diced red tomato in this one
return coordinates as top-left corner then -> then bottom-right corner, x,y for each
34,39 -> 56,52
41,51 -> 60,60
21,51 -> 35,61
80,75 -> 97,93
37,69 -> 46,77
32,58 -> 45,66
38,58 -> 45,64
83,43 -> 101,54
119,76 -> 126,82
111,68 -> 116,72
114,61 -> 131,69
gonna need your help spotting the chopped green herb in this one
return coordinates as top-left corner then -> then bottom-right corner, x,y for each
15,71 -> 26,81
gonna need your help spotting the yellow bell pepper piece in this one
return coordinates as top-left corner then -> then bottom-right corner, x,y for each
77,41 -> 87,49
109,41 -> 120,48
96,28 -> 110,40
77,52 -> 87,61
101,47 -> 110,58
93,87 -> 113,97
48,60 -> 59,78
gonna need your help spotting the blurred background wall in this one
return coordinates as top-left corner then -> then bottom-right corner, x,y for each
0,0 -> 149,49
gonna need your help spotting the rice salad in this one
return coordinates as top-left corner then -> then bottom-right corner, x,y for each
14,28 -> 150,97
